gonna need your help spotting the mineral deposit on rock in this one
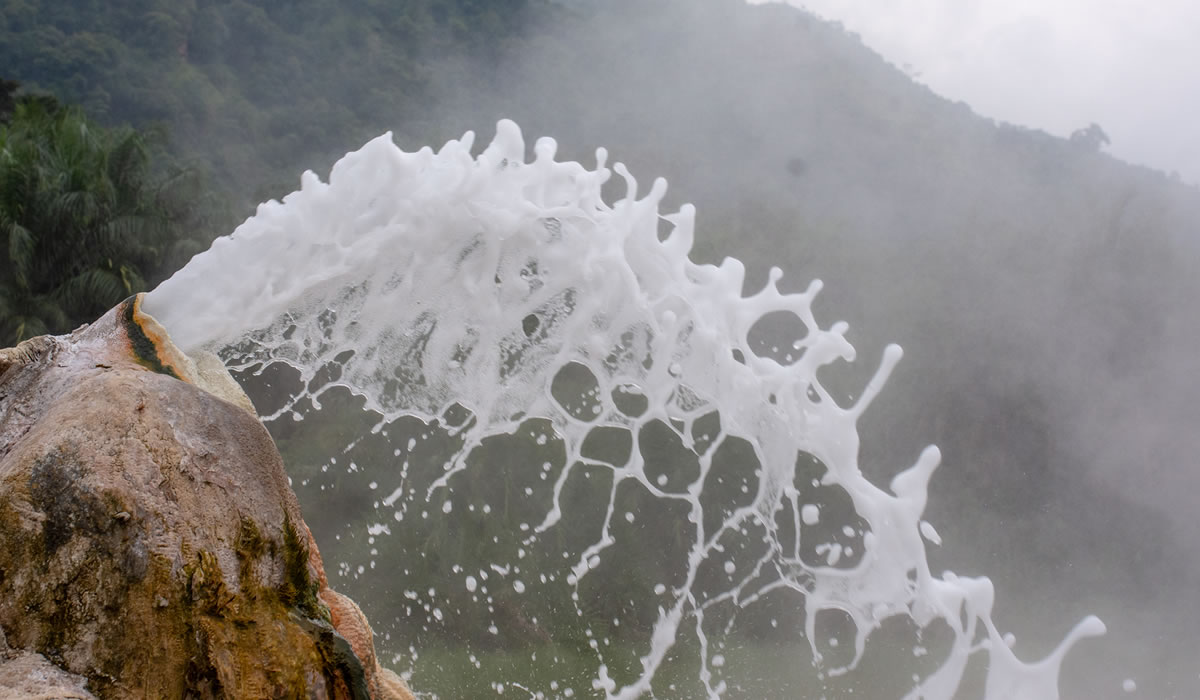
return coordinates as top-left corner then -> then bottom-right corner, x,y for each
0,295 -> 413,700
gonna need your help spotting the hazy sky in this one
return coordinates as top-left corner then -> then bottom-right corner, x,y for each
754,0 -> 1200,185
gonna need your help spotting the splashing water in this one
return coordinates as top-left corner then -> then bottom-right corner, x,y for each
145,120 -> 1103,699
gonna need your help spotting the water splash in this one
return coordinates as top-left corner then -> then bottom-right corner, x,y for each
145,120 -> 1102,698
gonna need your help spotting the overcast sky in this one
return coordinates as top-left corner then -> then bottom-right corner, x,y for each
754,0 -> 1200,185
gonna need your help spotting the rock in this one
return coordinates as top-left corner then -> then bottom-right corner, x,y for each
0,295 -> 413,700
0,648 -> 97,699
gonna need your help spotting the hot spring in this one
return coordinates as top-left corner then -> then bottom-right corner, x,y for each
143,121 -> 1103,699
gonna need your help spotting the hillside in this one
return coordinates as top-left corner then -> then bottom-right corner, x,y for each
444,3 -> 1200,695
0,0 -> 555,204
4,0 -> 1199,696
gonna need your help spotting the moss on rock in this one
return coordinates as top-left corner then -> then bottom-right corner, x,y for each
0,302 -> 413,699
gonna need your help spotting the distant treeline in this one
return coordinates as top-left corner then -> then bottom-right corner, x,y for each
1,0 -> 555,205
0,0 -> 554,342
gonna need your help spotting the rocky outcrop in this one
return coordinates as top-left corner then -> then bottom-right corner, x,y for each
0,625 -> 97,700
0,295 -> 413,699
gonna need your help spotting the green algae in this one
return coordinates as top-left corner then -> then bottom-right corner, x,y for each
120,296 -> 180,380
289,611 -> 372,700
280,514 -> 329,623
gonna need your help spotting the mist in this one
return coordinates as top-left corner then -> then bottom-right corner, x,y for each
11,0 -> 1194,694
387,0 -> 1200,696
766,0 -> 1200,186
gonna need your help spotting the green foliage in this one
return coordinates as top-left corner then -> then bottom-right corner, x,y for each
0,0 -> 552,344
0,0 -> 556,208
0,96 -> 218,344
0,78 -> 18,122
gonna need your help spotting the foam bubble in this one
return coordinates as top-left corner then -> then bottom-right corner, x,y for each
146,121 -> 1100,699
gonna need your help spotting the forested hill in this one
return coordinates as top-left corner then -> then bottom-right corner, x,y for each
1,0 -> 554,202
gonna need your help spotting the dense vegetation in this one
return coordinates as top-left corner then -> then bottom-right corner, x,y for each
0,0 -> 554,205
0,0 -> 552,340
0,84 -> 221,342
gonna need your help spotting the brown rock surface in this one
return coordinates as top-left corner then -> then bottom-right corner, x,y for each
0,625 -> 97,700
0,295 -> 413,699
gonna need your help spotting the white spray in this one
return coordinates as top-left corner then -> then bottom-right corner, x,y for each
145,121 -> 1103,699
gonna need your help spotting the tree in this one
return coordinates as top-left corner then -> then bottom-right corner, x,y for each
0,78 -> 19,122
0,96 -> 212,344
1069,122 -> 1110,151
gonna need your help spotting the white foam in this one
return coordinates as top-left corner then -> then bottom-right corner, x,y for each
146,120 -> 1100,699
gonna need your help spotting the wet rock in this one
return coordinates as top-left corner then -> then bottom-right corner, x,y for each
0,646 -> 97,700
0,295 -> 413,700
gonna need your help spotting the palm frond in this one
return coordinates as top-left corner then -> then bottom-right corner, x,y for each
0,287 -> 69,344
53,266 -> 129,316
53,189 -> 104,228
119,264 -> 146,295
0,285 -> 16,320
5,220 -> 36,289
0,96 -> 211,336
101,214 -> 161,254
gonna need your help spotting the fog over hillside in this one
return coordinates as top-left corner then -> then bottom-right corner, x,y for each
765,0 -> 1200,186
8,0 -> 1197,695
406,0 -> 1200,695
